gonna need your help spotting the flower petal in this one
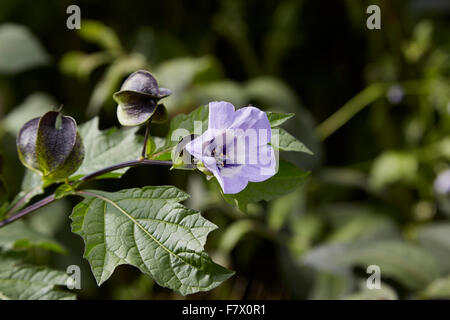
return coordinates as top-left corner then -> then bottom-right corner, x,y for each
208,101 -> 235,130
241,144 -> 277,182
215,166 -> 248,194
229,106 -> 272,143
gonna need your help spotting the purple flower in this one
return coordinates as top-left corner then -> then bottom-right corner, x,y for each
185,101 -> 277,194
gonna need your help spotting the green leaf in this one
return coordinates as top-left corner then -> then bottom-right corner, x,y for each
272,128 -> 313,154
0,252 -> 75,300
0,23 -> 49,75
223,161 -> 309,211
0,220 -> 66,254
54,184 -> 75,200
72,117 -> 142,179
266,111 -> 295,127
70,186 -> 233,295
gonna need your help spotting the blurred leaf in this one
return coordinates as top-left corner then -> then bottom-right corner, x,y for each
421,276 -> 450,299
272,128 -> 313,154
193,80 -> 247,107
0,220 -> 65,254
87,55 -> 146,116
72,117 -> 142,179
351,241 -> 440,291
268,189 -> 302,231
369,151 -> 418,190
155,56 -> 223,112
403,20 -> 433,63
77,20 -> 122,52
28,199 -> 70,237
303,237 -> 438,292
343,281 -> 397,300
245,77 -> 300,111
289,214 -> 324,256
417,223 -> 450,274
59,51 -> 112,78
218,220 -> 255,255
302,242 -> 356,274
0,23 -> 49,74
0,252 -> 75,300
223,161 -> 309,211
309,271 -> 353,300
326,209 -> 398,244
0,93 -> 55,136
71,186 -> 233,295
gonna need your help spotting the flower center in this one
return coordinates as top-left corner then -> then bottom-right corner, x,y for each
211,146 -> 226,168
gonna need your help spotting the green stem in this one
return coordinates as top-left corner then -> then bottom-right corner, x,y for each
141,120 -> 151,159
315,80 -> 427,141
315,83 -> 387,141
0,159 -> 174,228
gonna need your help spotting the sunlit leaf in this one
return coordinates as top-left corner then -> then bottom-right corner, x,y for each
272,128 -> 313,154
70,186 -> 233,295
266,111 -> 295,127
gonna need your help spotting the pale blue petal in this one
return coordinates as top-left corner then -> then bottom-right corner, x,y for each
229,106 -> 272,143
215,165 -> 248,194
242,144 -> 277,182
208,101 -> 235,130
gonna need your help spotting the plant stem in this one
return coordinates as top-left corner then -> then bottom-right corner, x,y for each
0,159 -> 173,228
78,159 -> 172,182
315,79 -> 426,141
141,120 -> 151,159
315,83 -> 386,141
0,194 -> 55,228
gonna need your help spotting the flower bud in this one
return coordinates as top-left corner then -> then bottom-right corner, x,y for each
114,70 -> 170,126
17,111 -> 84,183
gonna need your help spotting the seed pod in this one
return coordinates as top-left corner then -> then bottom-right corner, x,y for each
17,111 -> 84,183
114,70 -> 171,126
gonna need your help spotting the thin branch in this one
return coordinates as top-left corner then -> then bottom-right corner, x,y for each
78,159 -> 173,182
0,159 -> 174,228
0,194 -> 55,228
141,120 -> 151,159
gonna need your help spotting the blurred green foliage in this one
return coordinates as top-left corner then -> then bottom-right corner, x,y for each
0,0 -> 449,299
